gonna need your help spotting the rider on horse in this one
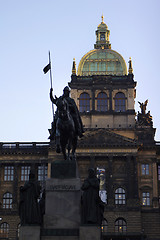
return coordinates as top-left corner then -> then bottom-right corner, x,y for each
49,86 -> 84,140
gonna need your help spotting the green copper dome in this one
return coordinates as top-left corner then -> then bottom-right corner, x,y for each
77,49 -> 127,76
77,16 -> 127,76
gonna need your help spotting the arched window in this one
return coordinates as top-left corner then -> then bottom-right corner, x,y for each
115,218 -> 127,232
101,219 -> 108,233
115,188 -> 126,205
0,222 -> 9,238
79,93 -> 90,112
3,192 -> 12,209
115,92 -> 126,112
17,223 -> 21,239
97,92 -> 108,111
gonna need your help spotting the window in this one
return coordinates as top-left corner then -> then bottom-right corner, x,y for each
79,93 -> 90,112
17,223 -> 20,239
101,219 -> 108,233
0,223 -> 9,238
142,164 -> 149,175
38,165 -> 48,183
3,192 -> 12,209
115,92 -> 126,112
4,166 -> 14,181
158,166 -> 160,180
115,218 -> 127,233
21,166 -> 30,181
100,33 -> 105,41
115,188 -> 126,205
97,92 -> 108,111
97,167 -> 107,203
142,192 -> 150,206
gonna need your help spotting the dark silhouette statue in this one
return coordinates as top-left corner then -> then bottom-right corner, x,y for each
138,100 -> 148,115
81,168 -> 104,225
19,171 -> 41,225
137,99 -> 153,127
49,86 -> 84,160
39,189 -> 45,224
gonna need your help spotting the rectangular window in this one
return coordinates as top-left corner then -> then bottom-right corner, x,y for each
21,166 -> 30,181
141,164 -> 149,175
97,167 -> 107,203
158,166 -> 160,180
142,192 -> 150,206
38,165 -> 48,182
4,166 -> 14,181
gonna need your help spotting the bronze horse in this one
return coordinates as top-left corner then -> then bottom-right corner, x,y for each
55,96 -> 77,160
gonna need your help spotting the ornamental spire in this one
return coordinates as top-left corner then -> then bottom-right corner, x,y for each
128,57 -> 133,74
101,14 -> 104,23
72,58 -> 76,75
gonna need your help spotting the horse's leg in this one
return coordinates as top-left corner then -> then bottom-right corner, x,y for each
56,136 -> 61,153
72,135 -> 77,160
61,137 -> 67,160
56,120 -> 61,153
67,137 -> 72,161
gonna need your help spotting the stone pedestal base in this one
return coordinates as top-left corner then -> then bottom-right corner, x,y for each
19,225 -> 40,240
79,226 -> 101,240
44,177 -> 81,229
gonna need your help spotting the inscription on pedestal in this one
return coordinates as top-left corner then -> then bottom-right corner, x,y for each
46,178 -> 81,191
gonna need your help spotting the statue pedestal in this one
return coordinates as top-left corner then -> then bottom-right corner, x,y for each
19,226 -> 40,240
79,226 -> 101,240
43,177 -> 81,229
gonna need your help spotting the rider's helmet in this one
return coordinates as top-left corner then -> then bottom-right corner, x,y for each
63,86 -> 70,92
63,86 -> 70,97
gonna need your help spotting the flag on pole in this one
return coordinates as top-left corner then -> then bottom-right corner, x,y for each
43,63 -> 51,74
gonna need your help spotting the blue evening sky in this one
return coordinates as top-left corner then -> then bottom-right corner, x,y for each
0,0 -> 160,142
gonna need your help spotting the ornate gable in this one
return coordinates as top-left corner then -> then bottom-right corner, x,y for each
78,129 -> 137,148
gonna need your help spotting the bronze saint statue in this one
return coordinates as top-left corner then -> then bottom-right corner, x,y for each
19,171 -> 41,225
49,86 -> 84,160
81,168 -> 104,225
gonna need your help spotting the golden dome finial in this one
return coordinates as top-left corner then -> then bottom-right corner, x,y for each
128,57 -> 133,74
101,14 -> 104,23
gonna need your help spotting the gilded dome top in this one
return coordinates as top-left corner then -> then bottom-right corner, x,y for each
77,49 -> 127,76
77,16 -> 127,76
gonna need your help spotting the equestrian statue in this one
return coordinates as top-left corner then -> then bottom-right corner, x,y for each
49,86 -> 84,161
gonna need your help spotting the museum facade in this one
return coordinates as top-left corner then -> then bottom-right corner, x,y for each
0,16 -> 160,240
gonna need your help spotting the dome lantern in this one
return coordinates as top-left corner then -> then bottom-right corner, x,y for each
94,15 -> 111,50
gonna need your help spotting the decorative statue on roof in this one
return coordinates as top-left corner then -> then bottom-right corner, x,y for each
137,99 -> 153,127
138,100 -> 148,115
49,86 -> 84,160
19,171 -> 41,225
81,168 -> 104,225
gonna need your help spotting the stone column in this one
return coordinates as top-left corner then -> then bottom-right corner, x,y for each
152,160 -> 159,208
92,89 -> 95,111
107,156 -> 113,204
109,89 -> 112,111
127,156 -> 132,198
133,156 -> 139,198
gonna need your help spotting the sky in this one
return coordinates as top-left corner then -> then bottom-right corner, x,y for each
0,0 -> 160,142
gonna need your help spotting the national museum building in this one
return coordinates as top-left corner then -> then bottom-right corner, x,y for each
0,17 -> 160,240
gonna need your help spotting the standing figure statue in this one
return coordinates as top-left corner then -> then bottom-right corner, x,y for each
19,171 -> 41,225
81,168 -> 104,225
49,86 -> 84,160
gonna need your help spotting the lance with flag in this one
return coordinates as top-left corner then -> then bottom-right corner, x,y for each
43,51 -> 54,120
